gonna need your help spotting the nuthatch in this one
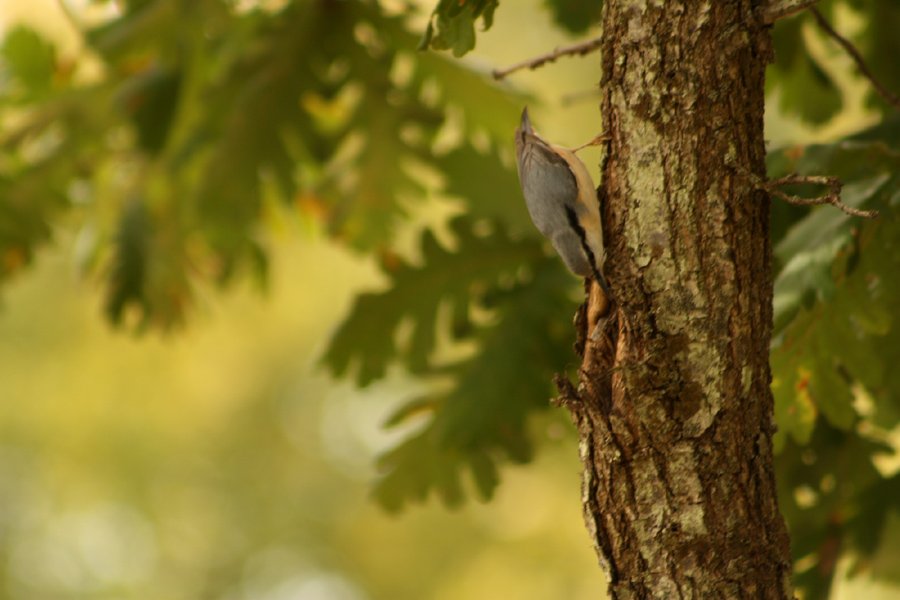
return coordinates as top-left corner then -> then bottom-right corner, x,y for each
514,107 -> 611,298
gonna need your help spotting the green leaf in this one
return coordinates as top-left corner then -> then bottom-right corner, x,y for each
808,347 -> 856,429
0,27 -> 56,100
544,0 -> 604,34
773,234 -> 846,333
819,290 -> 884,389
437,9 -> 477,58
776,420 -> 893,599
115,64 -> 183,155
468,448 -> 500,501
85,0 -> 186,65
370,256 -> 579,510
769,138 -> 900,334
104,195 -> 191,331
769,12 -> 843,124
0,174 -> 65,280
419,0 -> 500,56
851,476 -> 900,581
322,217 -> 546,386
417,50 -> 528,142
769,132 -> 900,429
371,430 -> 501,510
768,139 -> 900,440
372,428 -> 466,511
105,200 -> 152,328
430,265 -> 575,453
436,145 -> 535,233
771,350 -> 818,452
480,1 -> 498,29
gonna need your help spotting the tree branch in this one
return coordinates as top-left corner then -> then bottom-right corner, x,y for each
767,174 -> 880,218
730,163 -> 880,218
492,36 -> 603,80
808,7 -> 900,111
760,0 -> 819,24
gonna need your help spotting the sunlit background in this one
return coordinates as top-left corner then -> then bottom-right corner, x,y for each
0,1 -> 897,599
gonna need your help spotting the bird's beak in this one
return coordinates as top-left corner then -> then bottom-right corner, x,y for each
520,106 -> 533,134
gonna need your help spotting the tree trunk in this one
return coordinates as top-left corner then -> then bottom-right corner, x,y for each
558,2 -> 795,598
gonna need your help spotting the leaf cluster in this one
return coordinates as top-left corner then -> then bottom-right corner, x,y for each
324,216 -> 577,509
767,119 -> 900,597
769,0 -> 900,123
0,0 -> 523,330
0,0 -> 570,513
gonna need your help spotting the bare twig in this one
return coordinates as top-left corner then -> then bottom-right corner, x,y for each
808,7 -> 900,111
730,162 -> 879,218
492,36 -> 603,80
768,174 -> 880,218
760,0 -> 819,24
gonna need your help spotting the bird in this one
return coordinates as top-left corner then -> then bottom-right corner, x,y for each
514,107 -> 611,299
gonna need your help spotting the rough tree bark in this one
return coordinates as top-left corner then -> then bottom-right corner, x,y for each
556,2 -> 795,598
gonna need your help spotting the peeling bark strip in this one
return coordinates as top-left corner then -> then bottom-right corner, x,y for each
562,2 -> 795,598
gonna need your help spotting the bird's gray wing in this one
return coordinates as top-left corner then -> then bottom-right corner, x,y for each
516,135 -> 579,236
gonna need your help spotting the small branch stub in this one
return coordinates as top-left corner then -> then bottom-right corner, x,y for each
492,36 -> 603,80
730,162 -> 879,219
768,174 -> 880,218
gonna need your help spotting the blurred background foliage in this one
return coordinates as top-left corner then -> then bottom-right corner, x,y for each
0,0 -> 899,598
